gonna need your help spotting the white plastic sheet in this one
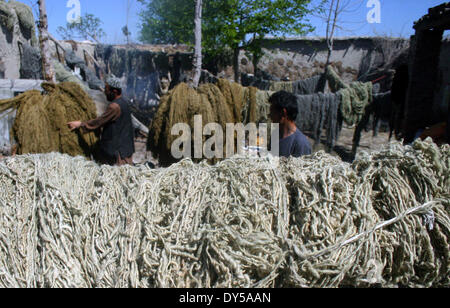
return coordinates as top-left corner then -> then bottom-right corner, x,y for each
0,109 -> 16,154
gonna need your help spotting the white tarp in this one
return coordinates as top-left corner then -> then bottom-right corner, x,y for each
0,86 -> 13,153
0,109 -> 16,154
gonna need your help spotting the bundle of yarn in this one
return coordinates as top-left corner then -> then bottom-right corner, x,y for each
0,139 -> 448,288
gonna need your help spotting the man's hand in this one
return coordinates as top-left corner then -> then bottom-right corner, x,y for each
68,121 -> 82,131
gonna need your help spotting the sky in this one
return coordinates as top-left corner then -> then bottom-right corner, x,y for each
17,0 -> 449,44
307,0 -> 449,38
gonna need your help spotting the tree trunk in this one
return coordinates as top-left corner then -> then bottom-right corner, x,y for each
252,56 -> 259,76
192,0 -> 202,88
38,0 -> 55,82
325,0 -> 340,68
126,0 -> 132,45
233,47 -> 240,84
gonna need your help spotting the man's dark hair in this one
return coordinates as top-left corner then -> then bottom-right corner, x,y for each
110,87 -> 122,96
111,88 -> 122,95
269,91 -> 298,121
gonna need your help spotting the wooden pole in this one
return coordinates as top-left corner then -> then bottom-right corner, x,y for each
192,0 -> 202,88
38,0 -> 55,82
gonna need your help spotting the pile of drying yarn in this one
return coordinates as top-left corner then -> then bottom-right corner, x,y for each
0,82 -> 99,158
0,139 -> 448,288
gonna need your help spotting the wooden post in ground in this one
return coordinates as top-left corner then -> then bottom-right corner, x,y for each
192,0 -> 203,88
38,0 -> 55,82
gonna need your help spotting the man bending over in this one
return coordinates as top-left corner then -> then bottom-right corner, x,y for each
68,75 -> 135,166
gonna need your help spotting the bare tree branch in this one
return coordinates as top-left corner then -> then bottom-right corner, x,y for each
326,0 -> 340,66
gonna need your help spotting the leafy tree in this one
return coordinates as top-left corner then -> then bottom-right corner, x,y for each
137,0 -> 194,44
206,0 -> 316,81
57,13 -> 106,43
138,0 -> 318,82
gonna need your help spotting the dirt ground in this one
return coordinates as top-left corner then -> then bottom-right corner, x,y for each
133,137 -> 156,165
331,126 -> 392,162
301,127 -> 392,162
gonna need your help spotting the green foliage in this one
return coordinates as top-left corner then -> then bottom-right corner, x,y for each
137,0 -> 195,44
138,0 -> 317,61
57,13 -> 106,42
207,0 -> 314,50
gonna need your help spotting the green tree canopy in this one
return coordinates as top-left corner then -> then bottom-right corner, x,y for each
57,13 -> 106,43
137,0 -> 195,44
138,0 -> 320,80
